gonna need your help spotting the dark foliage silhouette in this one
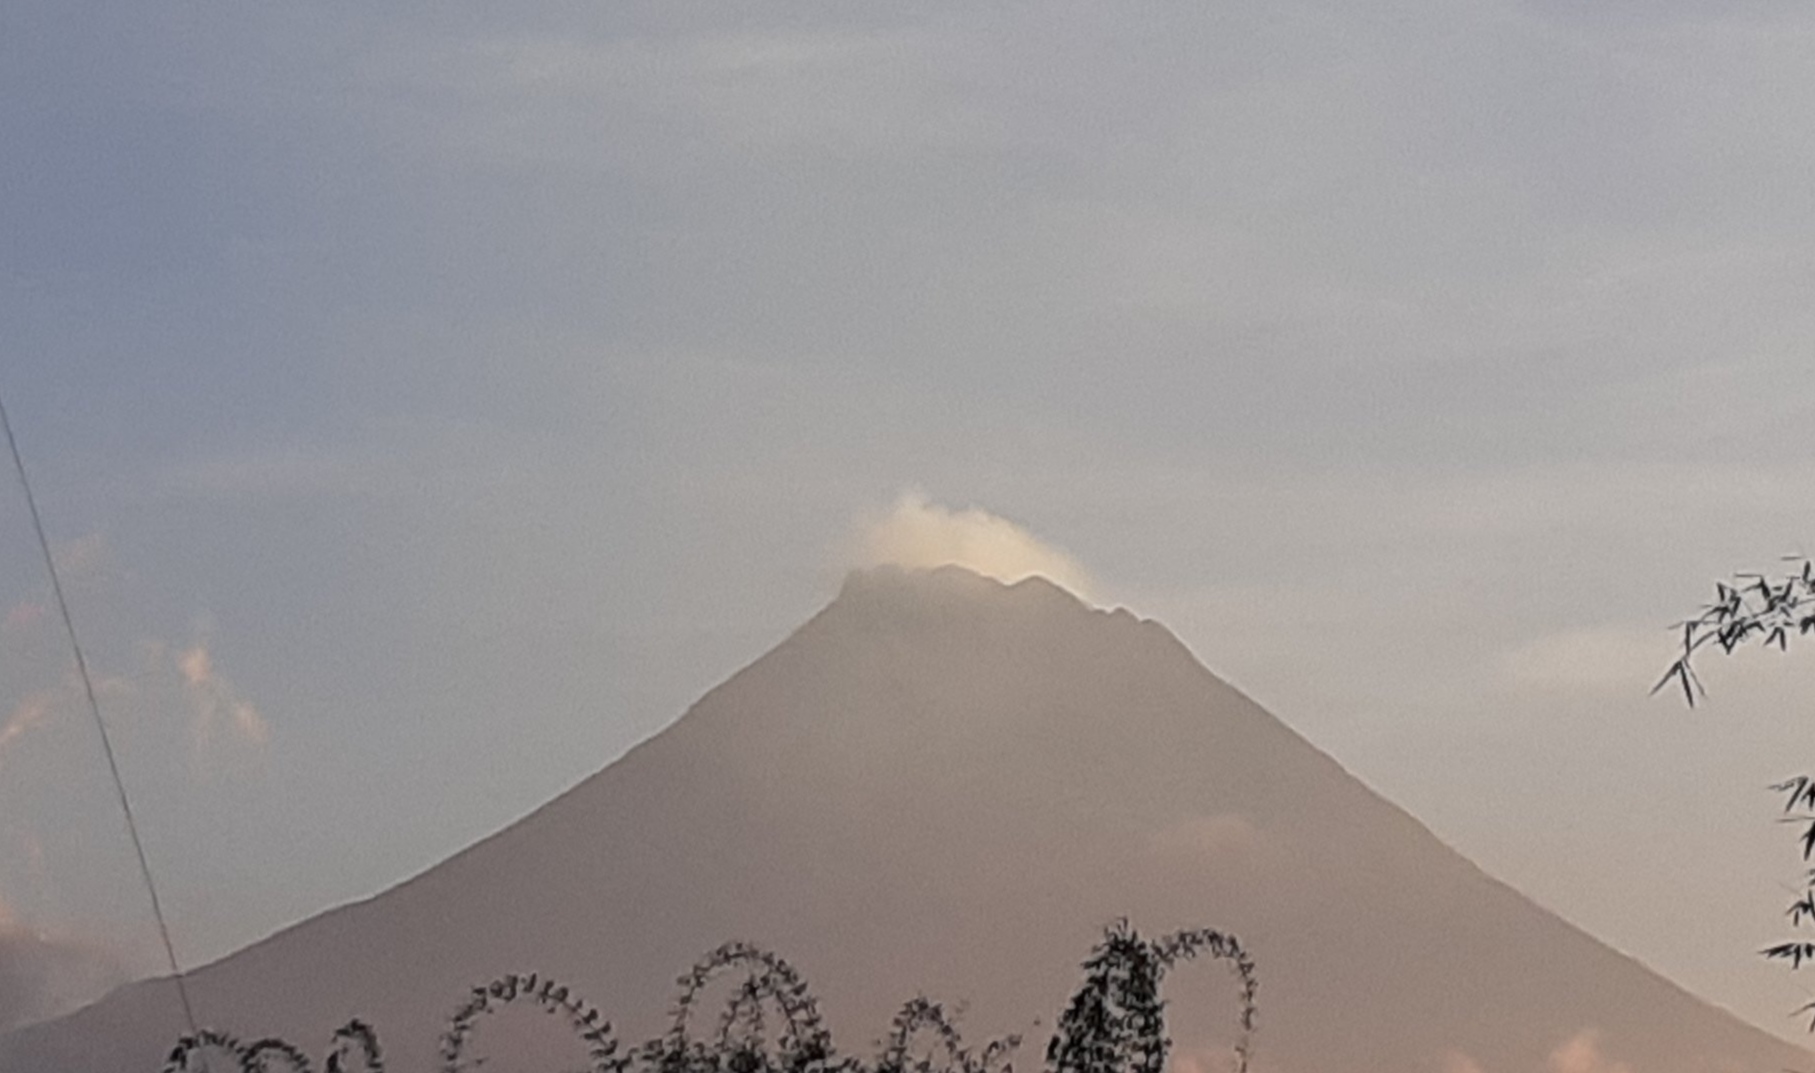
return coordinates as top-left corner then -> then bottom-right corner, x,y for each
1654,555 -> 1815,706
327,1022 -> 384,1073
163,1020 -> 384,1073
157,923 -> 1252,1073
441,972 -> 619,1073
1657,555 -> 1815,1026
1046,923 -> 1254,1073
242,1038 -> 312,1073
874,997 -> 1017,1073
163,1029 -> 245,1073
642,942 -> 834,1073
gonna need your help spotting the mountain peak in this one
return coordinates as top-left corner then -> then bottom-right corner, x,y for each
836,563 -> 1093,609
6,566 -> 1809,1073
823,565 -> 1173,675
829,565 -> 1156,643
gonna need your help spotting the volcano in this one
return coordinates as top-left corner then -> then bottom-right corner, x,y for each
2,566 -> 1806,1072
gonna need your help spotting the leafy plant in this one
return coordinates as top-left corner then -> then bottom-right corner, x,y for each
163,1022 -> 384,1073
441,972 -> 619,1073
1047,922 -> 1254,1073
163,1030 -> 248,1073
158,923 -> 1253,1073
1656,555 -> 1815,1026
642,943 -> 836,1073
874,997 -> 1017,1073
1654,555 -> 1815,706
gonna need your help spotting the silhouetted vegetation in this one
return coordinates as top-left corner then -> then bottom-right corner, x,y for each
1657,556 -> 1815,1025
874,997 -> 1016,1073
159,922 -> 1253,1073
1654,556 -> 1815,706
1047,924 -> 1254,1073
443,972 -> 616,1072
162,1020 -> 382,1073
642,942 -> 834,1073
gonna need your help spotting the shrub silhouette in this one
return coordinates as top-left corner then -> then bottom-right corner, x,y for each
326,1022 -> 384,1073
1047,923 -> 1254,1073
642,942 -> 835,1073
874,997 -> 1017,1073
163,1029 -> 245,1073
1657,555 -> 1815,1026
159,922 -> 1253,1073
441,972 -> 618,1073
164,1021 -> 383,1073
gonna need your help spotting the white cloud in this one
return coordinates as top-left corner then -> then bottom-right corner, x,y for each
848,490 -> 1096,600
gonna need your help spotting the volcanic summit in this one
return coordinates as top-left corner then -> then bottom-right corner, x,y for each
1,566 -> 1804,1073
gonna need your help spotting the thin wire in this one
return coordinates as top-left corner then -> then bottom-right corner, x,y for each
0,393 -> 201,1039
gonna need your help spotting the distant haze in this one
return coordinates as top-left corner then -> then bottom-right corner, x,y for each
4,0 -> 1815,1051
3,568 -> 1804,1073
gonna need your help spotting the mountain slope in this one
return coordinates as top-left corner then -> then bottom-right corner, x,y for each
3,566 -> 1805,1073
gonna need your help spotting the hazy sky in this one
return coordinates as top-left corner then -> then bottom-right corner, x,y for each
5,0 -> 1815,1045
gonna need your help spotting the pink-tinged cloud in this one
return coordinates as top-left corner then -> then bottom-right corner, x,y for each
1547,1030 -> 1634,1073
1440,1052 -> 1487,1073
18,831 -> 47,888
2,601 -> 45,633
0,905 -> 127,1034
177,642 -> 270,750
1148,813 -> 1262,863
1171,1042 -> 1249,1073
0,692 -> 54,770
47,532 -> 108,581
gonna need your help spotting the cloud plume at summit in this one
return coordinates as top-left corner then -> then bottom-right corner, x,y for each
847,492 -> 1096,600
6,0 -> 1815,1059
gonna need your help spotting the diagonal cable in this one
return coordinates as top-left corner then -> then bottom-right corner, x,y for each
0,392 -> 201,1039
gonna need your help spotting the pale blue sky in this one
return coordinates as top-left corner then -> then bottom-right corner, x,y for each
5,0 -> 1815,1042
